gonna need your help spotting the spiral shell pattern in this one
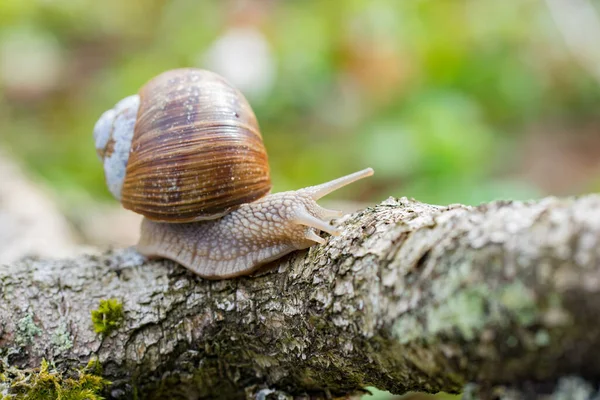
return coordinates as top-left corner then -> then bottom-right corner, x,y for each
118,68 -> 271,222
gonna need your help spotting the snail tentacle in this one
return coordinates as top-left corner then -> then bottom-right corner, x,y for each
314,205 -> 344,219
292,208 -> 341,236
301,168 -> 374,200
304,230 -> 326,245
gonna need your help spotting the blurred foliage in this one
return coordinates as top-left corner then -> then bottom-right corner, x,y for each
1,0 -> 600,210
2,1 -> 600,398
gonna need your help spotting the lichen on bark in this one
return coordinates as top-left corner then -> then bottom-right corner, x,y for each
1,195 -> 600,399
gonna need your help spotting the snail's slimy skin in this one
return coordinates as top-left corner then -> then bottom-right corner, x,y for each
137,168 -> 374,278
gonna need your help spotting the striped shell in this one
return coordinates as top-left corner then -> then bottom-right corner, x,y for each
94,68 -> 271,222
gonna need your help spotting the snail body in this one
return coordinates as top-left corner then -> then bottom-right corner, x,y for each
94,68 -> 373,279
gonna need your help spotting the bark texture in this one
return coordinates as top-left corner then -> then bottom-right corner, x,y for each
1,195 -> 600,399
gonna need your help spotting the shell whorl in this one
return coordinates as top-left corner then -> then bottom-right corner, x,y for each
93,94 -> 140,200
97,68 -> 272,222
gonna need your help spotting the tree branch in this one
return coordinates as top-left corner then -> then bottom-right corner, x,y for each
2,195 -> 600,399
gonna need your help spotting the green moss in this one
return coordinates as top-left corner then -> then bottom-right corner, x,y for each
250,353 -> 279,370
91,299 -> 124,335
1,358 -> 109,400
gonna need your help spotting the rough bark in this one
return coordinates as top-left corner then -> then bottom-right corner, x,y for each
1,195 -> 600,399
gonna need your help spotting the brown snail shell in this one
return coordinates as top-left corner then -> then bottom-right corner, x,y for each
95,68 -> 271,223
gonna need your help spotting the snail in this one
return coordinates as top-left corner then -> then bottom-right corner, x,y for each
93,68 -> 373,279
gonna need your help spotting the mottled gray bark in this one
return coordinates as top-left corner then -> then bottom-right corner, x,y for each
1,195 -> 600,400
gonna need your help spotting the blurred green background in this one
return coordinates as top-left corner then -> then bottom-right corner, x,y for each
2,0 -> 600,210
3,1 -> 598,398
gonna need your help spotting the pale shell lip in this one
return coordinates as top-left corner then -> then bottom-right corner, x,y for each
93,108 -> 115,157
93,94 -> 140,201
